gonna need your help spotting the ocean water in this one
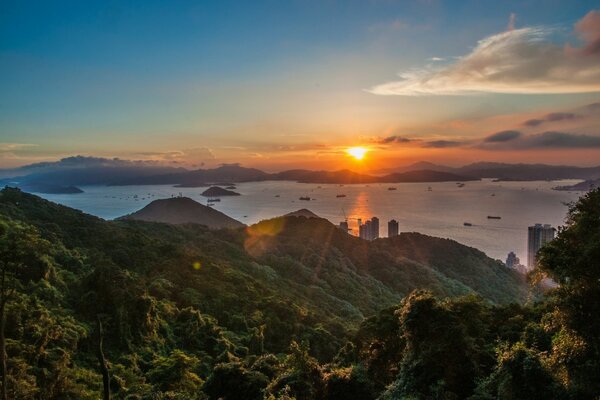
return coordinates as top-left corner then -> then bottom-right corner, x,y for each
37,179 -> 583,262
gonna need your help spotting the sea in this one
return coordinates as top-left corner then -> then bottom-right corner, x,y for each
36,179 -> 584,263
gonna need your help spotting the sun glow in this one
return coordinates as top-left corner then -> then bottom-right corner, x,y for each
346,146 -> 368,160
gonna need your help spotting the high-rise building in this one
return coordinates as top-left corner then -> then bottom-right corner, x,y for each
527,224 -> 555,269
358,217 -> 381,240
339,221 -> 349,233
388,219 -> 399,237
359,220 -> 370,240
371,217 -> 379,240
506,251 -> 519,269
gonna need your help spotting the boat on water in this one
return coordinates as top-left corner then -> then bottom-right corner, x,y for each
457,183 -> 465,188
207,198 -> 221,203
336,194 -> 346,198
274,194 -> 280,197
299,196 -> 311,201
388,187 -> 397,191
487,216 -> 501,219
464,222 -> 473,226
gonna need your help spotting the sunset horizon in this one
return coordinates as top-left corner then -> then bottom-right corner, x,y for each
2,2 -> 600,170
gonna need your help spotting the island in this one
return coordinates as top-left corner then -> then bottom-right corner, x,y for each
201,186 -> 241,197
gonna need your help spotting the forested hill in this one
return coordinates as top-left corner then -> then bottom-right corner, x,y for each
0,187 -> 531,399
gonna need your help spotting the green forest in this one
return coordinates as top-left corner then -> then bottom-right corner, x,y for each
0,186 -> 598,399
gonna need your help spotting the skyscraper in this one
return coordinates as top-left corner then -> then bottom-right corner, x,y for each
506,251 -> 519,269
388,219 -> 399,237
358,217 -> 381,240
339,221 -> 349,233
360,220 -> 372,240
527,224 -> 555,269
371,217 -> 379,240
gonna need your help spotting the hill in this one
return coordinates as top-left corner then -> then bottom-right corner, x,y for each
118,196 -> 244,228
0,187 -> 535,399
201,186 -> 241,197
379,161 -> 600,181
283,208 -> 321,218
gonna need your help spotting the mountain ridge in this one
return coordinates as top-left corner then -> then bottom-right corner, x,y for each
118,196 -> 245,228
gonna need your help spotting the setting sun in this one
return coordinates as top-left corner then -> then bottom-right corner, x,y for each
346,146 -> 368,160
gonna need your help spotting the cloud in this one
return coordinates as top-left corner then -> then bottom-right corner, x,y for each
369,10 -> 600,95
568,10 -> 600,56
422,140 -> 465,148
484,130 -> 522,142
0,143 -> 39,164
135,148 -> 215,164
0,143 -> 37,152
523,112 -> 581,127
480,131 -> 600,149
507,13 -> 517,31
376,135 -> 414,144
521,131 -> 600,148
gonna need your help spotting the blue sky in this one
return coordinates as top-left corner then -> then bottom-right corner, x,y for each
1,1 -> 599,169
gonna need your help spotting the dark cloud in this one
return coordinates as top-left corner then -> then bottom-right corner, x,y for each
484,130 -> 522,142
523,112 -> 580,127
571,10 -> 600,56
523,119 -> 544,127
378,135 -> 414,144
584,102 -> 600,112
521,131 -> 600,148
481,131 -> 600,150
422,140 -> 464,148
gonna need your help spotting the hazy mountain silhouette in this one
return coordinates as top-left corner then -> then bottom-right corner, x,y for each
118,197 -> 244,228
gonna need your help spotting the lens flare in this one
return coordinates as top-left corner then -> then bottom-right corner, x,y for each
346,146 -> 368,160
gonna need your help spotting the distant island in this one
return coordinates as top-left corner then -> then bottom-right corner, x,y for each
7,183 -> 84,194
2,156 -> 600,190
118,196 -> 244,228
201,186 -> 241,197
554,178 -> 599,192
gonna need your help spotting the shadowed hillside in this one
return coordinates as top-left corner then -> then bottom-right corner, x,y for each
118,196 -> 244,228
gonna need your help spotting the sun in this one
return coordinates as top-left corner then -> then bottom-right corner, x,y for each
346,146 -> 368,160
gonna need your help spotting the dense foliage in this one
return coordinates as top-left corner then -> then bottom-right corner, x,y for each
0,186 -> 597,399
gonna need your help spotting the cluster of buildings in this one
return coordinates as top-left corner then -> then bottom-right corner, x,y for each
340,216 -> 557,270
358,217 -> 379,240
339,217 -> 400,240
506,223 -> 556,273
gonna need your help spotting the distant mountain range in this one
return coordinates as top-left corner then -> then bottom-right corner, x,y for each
118,197 -> 245,229
2,156 -> 599,193
554,178 -> 600,191
378,161 -> 600,181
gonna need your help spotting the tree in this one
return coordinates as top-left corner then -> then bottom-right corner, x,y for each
96,315 -> 111,400
0,220 -> 52,400
471,343 -> 566,400
203,362 -> 269,400
536,188 -> 600,398
387,291 -> 491,399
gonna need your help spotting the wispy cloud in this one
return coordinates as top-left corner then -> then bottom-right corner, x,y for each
484,130 -> 522,142
0,143 -> 37,152
479,131 -> 600,149
421,140 -> 466,148
369,10 -> 600,95
375,135 -> 414,144
522,112 -> 581,127
136,147 -> 215,162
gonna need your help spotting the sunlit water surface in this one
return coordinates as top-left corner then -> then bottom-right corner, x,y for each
38,179 -> 583,262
